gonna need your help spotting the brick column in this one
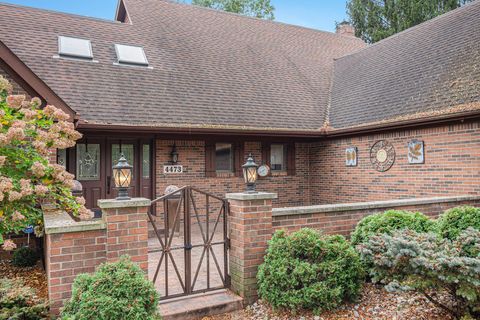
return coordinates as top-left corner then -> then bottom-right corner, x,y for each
98,198 -> 150,271
226,192 -> 277,304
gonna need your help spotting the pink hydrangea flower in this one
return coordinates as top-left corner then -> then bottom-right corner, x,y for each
8,191 -> 22,202
11,211 -> 25,222
31,161 -> 46,177
6,95 -> 25,109
1,239 -> 16,251
76,196 -> 86,206
34,184 -> 49,196
0,156 -> 6,167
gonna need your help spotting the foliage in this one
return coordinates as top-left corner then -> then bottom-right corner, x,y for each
12,246 -> 39,268
190,0 -> 274,19
436,206 -> 480,240
346,0 -> 474,43
357,228 -> 480,319
61,256 -> 160,320
350,209 -> 435,245
0,278 -> 49,320
0,75 -> 92,247
257,228 -> 364,313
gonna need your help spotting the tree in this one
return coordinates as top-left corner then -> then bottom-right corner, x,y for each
191,0 -> 275,20
346,0 -> 474,43
0,75 -> 92,250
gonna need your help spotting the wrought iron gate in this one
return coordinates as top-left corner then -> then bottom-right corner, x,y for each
148,186 -> 230,299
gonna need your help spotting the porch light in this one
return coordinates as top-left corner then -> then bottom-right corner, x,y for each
112,154 -> 132,200
242,153 -> 258,193
170,143 -> 179,164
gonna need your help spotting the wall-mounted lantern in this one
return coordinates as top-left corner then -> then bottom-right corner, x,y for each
170,143 -> 179,164
112,154 -> 132,200
242,153 -> 258,193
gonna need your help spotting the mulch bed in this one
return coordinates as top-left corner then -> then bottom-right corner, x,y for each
0,260 -> 48,301
202,283 -> 454,320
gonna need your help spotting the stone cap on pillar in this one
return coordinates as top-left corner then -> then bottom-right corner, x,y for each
225,192 -> 277,201
98,198 -> 151,209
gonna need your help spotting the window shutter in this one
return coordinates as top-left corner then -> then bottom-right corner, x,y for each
205,141 -> 215,177
234,142 -> 244,177
287,142 -> 296,176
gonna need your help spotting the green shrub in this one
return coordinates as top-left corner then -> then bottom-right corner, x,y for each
436,206 -> 480,240
357,228 -> 480,319
0,278 -> 49,320
257,228 -> 364,313
350,209 -> 435,245
61,256 -> 160,320
12,246 -> 40,268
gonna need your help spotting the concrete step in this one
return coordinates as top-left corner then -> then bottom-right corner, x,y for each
158,289 -> 243,320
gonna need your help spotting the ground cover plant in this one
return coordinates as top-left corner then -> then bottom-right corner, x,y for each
257,228 -> 364,314
11,246 -> 39,268
0,75 -> 92,250
350,209 -> 435,245
61,256 -> 160,320
357,228 -> 480,319
0,278 -> 49,320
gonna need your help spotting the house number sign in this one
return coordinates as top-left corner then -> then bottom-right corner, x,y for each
163,165 -> 183,174
370,140 -> 395,172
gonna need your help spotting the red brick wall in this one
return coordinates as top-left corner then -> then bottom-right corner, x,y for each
45,229 -> 106,313
272,198 -> 480,237
310,121 -> 480,204
156,140 -> 311,207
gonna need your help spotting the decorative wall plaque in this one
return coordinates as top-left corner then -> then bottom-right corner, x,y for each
257,164 -> 270,177
370,140 -> 395,172
408,140 -> 424,164
345,147 -> 357,167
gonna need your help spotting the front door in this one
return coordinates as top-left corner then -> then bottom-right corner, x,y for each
70,137 -> 153,215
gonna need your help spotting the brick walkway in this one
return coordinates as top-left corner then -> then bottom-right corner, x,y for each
148,221 -> 228,298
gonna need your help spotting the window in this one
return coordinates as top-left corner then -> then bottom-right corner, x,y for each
76,144 -> 100,181
262,142 -> 296,175
58,36 -> 93,59
270,144 -> 288,171
114,44 -> 148,66
215,143 -> 233,172
142,144 -> 150,178
57,149 -> 67,168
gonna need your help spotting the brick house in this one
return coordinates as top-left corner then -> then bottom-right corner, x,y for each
0,0 -> 479,213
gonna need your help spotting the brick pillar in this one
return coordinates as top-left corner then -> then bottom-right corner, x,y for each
98,198 -> 150,271
226,192 -> 277,304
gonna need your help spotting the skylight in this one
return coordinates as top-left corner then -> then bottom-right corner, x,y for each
58,36 -> 93,59
114,44 -> 148,66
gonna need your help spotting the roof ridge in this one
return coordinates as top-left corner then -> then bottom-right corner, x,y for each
335,0 -> 480,60
127,0 -> 363,43
0,1 -> 122,25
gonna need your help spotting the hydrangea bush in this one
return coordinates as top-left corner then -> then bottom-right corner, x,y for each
0,75 -> 92,250
257,228 -> 364,313
358,228 -> 480,319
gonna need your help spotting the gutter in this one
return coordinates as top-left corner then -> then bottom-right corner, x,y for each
77,109 -> 480,138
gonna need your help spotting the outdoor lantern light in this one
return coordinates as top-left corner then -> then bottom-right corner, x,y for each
170,143 -> 179,164
242,153 -> 259,193
112,154 -> 133,200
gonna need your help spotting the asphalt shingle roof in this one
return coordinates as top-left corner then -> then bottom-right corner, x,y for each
0,0 -> 479,133
0,0 -> 365,131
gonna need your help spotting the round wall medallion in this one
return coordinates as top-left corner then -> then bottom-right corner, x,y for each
257,164 -> 270,177
370,140 -> 395,172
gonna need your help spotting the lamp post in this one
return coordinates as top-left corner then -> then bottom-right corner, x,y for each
242,153 -> 258,193
112,154 -> 133,200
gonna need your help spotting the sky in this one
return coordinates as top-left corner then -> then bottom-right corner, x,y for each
0,0 -> 349,32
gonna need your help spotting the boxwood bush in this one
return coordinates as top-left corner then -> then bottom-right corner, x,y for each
350,209 -> 435,245
61,256 -> 160,320
257,228 -> 364,313
436,206 -> 480,240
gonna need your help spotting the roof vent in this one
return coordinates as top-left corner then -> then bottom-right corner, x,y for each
114,44 -> 149,66
58,36 -> 93,59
